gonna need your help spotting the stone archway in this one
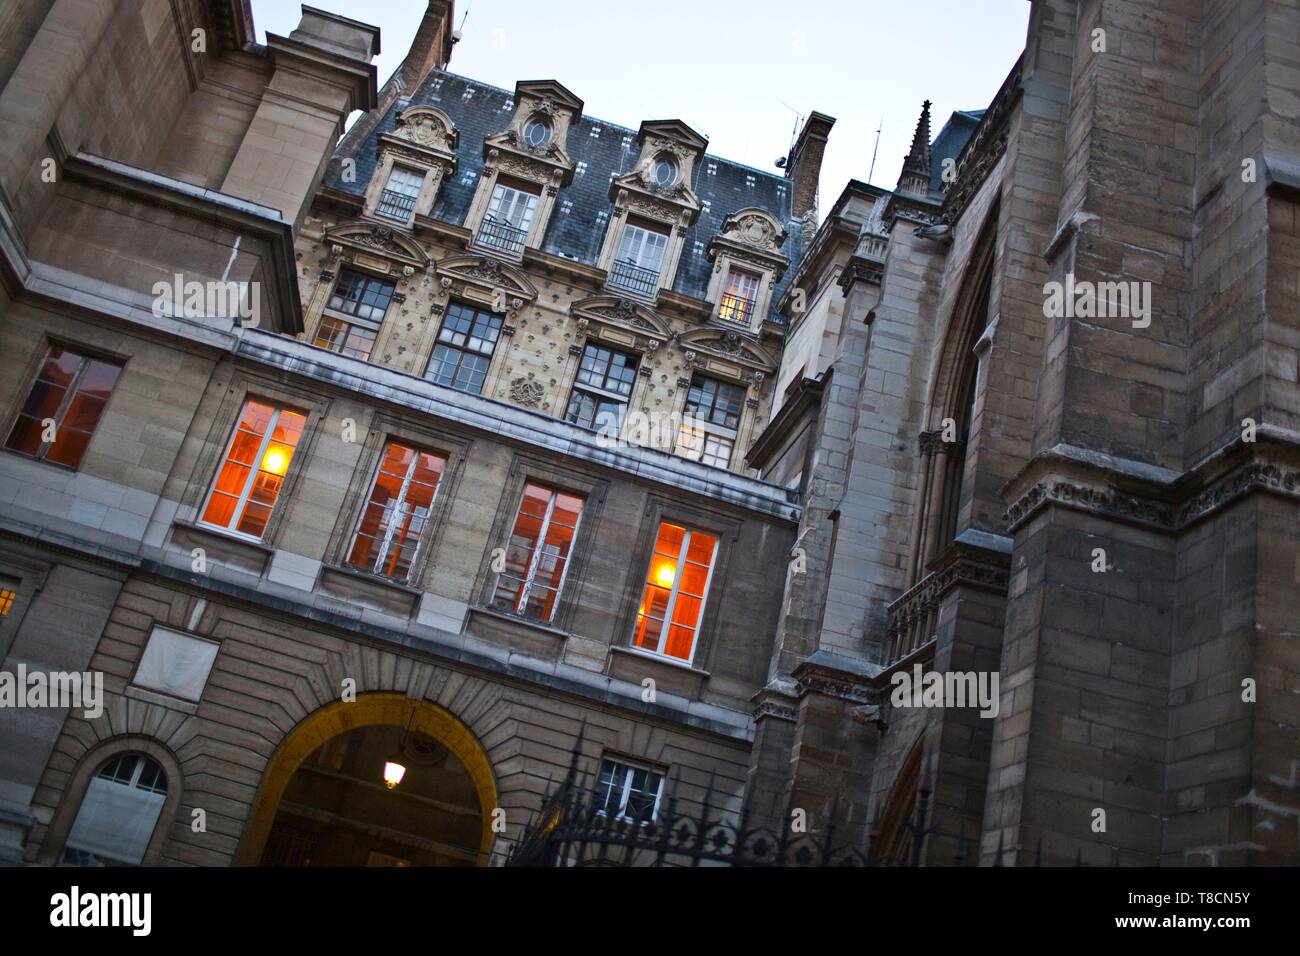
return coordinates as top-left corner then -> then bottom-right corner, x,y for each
236,693 -> 498,866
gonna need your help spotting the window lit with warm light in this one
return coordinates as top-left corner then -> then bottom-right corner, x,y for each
718,267 -> 760,326
492,482 -> 584,622
0,588 -> 14,616
346,441 -> 446,581
200,400 -> 306,538
4,345 -> 122,470
632,522 -> 718,663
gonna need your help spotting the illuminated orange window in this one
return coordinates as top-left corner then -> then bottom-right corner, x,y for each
346,441 -> 446,581
632,522 -> 718,663
492,482 -> 584,622
200,400 -> 306,538
0,588 -> 14,616
4,345 -> 122,469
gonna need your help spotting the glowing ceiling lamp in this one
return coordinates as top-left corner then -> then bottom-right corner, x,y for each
382,757 -> 407,790
655,561 -> 676,588
261,445 -> 290,476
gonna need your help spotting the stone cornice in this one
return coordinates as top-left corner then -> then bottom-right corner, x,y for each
937,53 -> 1023,226
1002,435 -> 1300,533
791,650 -> 882,704
745,375 -> 825,471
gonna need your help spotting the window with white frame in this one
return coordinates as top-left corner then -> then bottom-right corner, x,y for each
479,178 -> 540,256
609,220 -> 668,297
564,343 -> 638,436
632,521 -> 719,663
346,440 -> 447,581
63,754 -> 168,866
314,268 -> 396,362
718,267 -> 761,326
375,166 -> 425,222
595,758 -> 665,823
424,302 -> 504,395
200,399 -> 306,538
491,482 -> 584,622
675,374 -> 744,469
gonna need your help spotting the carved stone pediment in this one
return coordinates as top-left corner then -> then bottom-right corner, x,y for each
608,119 -> 708,226
379,106 -> 459,173
676,327 -> 777,374
325,221 -> 431,269
436,254 -> 538,302
719,208 -> 787,252
571,295 -> 673,346
707,207 -> 791,282
482,79 -> 583,187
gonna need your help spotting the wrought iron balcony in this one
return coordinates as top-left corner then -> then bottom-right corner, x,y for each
607,259 -> 660,298
375,188 -> 417,221
476,215 -> 529,257
718,293 -> 756,326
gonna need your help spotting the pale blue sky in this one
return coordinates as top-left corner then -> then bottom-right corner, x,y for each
253,0 -> 1029,218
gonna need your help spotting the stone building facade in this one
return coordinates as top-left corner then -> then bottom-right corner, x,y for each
0,0 -> 1296,868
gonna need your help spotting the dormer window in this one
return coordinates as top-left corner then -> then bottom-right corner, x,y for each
477,177 -> 540,257
367,106 -> 458,222
609,220 -> 668,297
375,166 -> 425,222
523,116 -> 553,148
651,155 -> 679,188
718,267 -> 761,327
466,80 -> 584,259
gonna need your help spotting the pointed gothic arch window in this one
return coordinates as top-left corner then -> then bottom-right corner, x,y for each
873,740 -> 926,864
910,208 -> 998,583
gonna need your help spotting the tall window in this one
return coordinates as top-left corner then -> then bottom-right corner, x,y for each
564,344 -> 638,435
347,441 -> 446,581
675,374 -> 744,469
63,754 -> 168,866
375,166 -> 424,222
479,179 -> 539,256
492,482 -> 584,622
633,521 -> 718,663
200,400 -> 306,539
609,221 -> 668,297
5,345 -> 122,469
718,268 -> 761,326
425,302 -> 504,395
596,758 -> 665,823
314,268 -> 396,362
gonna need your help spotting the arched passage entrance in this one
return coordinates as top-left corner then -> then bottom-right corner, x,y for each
237,694 -> 497,866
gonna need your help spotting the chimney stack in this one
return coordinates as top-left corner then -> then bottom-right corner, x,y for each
784,111 -> 835,221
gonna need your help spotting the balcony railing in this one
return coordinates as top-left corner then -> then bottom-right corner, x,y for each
476,216 -> 529,257
607,259 -> 660,298
718,293 -> 756,326
375,189 -> 417,221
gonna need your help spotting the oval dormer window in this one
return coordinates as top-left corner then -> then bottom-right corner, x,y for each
652,155 -> 678,188
523,116 -> 552,148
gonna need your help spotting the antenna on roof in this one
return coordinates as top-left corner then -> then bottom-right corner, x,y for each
452,1 -> 471,44
867,115 -> 883,185
781,101 -> 805,153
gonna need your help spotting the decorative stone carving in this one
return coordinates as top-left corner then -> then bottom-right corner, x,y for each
509,376 -> 544,408
393,107 -> 457,152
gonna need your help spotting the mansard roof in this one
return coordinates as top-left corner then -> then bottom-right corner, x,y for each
327,68 -> 805,311
929,109 -> 984,194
